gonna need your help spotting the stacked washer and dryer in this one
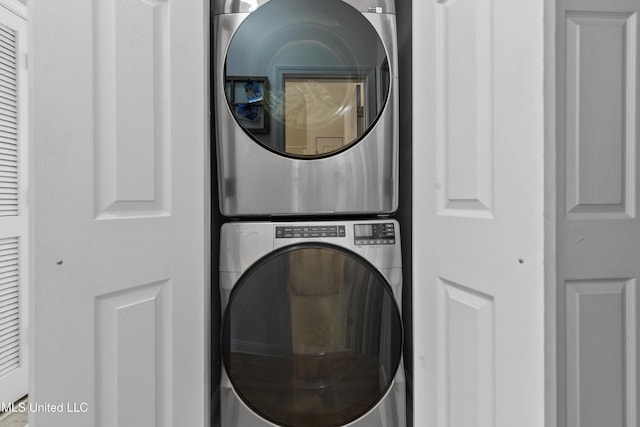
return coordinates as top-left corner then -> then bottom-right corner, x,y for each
213,0 -> 404,426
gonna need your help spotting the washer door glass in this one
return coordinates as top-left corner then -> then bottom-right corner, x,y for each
222,244 -> 402,427
224,0 -> 391,158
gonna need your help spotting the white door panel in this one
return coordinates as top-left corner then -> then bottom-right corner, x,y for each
413,0 -> 545,426
31,1 -> 209,426
557,0 -> 640,425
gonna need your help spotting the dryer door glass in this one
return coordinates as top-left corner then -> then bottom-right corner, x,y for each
224,0 -> 391,158
222,244 -> 403,427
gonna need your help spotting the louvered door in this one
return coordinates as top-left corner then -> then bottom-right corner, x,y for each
0,0 -> 27,408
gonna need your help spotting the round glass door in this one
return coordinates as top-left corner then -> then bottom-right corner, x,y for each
224,0 -> 391,158
222,244 -> 402,427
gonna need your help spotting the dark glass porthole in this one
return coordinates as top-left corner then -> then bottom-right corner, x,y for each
221,244 -> 403,427
224,0 -> 391,158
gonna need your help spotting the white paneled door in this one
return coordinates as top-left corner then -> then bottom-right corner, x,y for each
412,0 -> 546,426
557,0 -> 640,426
31,1 -> 209,426
0,0 -> 27,409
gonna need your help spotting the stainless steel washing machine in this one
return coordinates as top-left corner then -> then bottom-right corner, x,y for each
219,220 -> 405,426
213,0 -> 398,217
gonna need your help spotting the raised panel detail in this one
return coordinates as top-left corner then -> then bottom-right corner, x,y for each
94,0 -> 170,219
436,0 -> 494,218
96,280 -> 171,427
564,279 -> 637,427
565,13 -> 637,219
438,278 -> 495,427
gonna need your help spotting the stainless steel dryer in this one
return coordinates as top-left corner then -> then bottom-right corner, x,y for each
213,0 -> 398,217
220,220 -> 405,426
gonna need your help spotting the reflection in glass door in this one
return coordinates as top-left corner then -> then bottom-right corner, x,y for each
223,0 -> 391,158
222,244 -> 402,427
284,78 -> 365,156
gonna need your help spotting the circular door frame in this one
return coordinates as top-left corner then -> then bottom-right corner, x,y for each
221,0 -> 393,160
221,242 -> 403,427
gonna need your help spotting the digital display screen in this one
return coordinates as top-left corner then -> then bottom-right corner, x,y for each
354,224 -> 373,238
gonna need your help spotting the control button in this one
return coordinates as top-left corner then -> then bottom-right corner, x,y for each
277,225 -> 348,239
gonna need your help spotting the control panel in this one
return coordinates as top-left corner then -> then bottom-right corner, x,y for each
275,225 -> 346,239
274,223 -> 396,246
354,223 -> 395,245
